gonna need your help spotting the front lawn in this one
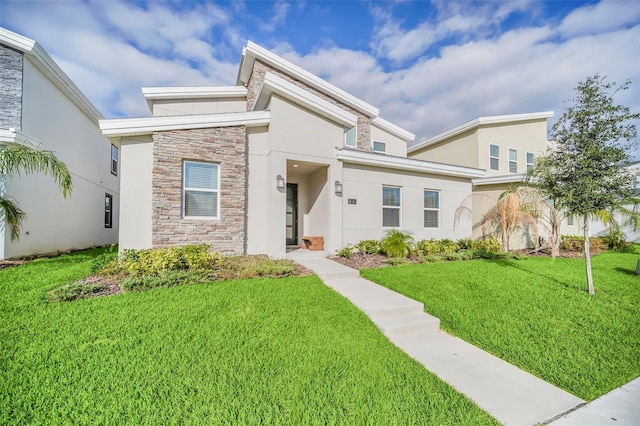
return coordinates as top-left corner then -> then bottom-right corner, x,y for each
0,249 -> 498,425
361,247 -> 640,401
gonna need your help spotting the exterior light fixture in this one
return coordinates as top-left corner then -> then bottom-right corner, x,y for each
335,180 -> 343,195
276,174 -> 285,189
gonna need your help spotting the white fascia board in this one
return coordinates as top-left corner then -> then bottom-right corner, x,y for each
255,72 -> 357,128
408,111 -> 554,153
472,173 -> 526,186
0,128 -> 42,147
336,148 -> 485,179
99,111 -> 270,138
239,41 -> 379,117
371,117 -> 415,142
142,86 -> 247,111
0,27 -> 104,123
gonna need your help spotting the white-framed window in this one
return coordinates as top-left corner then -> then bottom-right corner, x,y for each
111,144 -> 118,176
526,152 -> 535,172
183,161 -> 220,219
344,127 -> 357,147
424,190 -> 440,228
382,185 -> 401,227
104,193 -> 113,228
509,148 -> 518,173
372,140 -> 386,154
489,144 -> 499,171
567,215 -> 574,226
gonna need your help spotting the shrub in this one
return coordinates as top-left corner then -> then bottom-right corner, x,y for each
601,229 -> 628,250
437,239 -> 459,254
354,240 -> 381,255
122,270 -> 212,292
457,239 -> 473,250
560,236 -> 606,253
455,250 -> 476,261
48,279 -> 106,302
120,245 -> 219,276
421,255 -> 444,263
91,251 -> 118,274
236,257 -> 298,278
383,257 -> 409,266
338,245 -> 353,258
416,239 -> 440,256
469,236 -> 503,253
380,230 -> 415,258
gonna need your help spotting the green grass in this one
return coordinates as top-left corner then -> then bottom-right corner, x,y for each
361,247 -> 640,401
1,249 -> 498,425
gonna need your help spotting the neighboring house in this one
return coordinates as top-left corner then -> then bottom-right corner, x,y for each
407,112 -> 583,247
0,28 -> 120,259
100,41 -> 485,258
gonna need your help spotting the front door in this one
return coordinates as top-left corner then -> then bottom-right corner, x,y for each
286,183 -> 298,246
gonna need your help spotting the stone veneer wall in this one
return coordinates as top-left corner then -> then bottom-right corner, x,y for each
152,127 -> 247,254
246,60 -> 372,151
0,44 -> 23,130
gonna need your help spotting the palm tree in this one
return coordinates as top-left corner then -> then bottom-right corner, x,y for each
0,143 -> 72,240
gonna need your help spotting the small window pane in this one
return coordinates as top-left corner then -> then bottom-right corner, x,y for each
383,187 -> 400,207
185,163 -> 218,189
526,152 -> 535,164
424,210 -> 438,228
111,144 -> 118,175
490,158 -> 499,170
185,191 -> 218,217
509,161 -> 518,173
509,149 -> 517,161
104,193 -> 113,228
345,127 -> 356,147
383,208 -> 400,227
424,191 -> 439,209
490,144 -> 499,157
373,141 -> 386,153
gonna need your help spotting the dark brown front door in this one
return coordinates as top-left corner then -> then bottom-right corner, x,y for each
286,183 -> 298,246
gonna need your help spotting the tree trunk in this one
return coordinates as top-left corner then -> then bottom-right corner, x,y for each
550,223 -> 560,258
583,216 -> 595,295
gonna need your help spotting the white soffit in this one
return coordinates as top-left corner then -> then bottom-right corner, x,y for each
336,148 -> 485,179
142,86 -> 247,111
371,117 -> 415,142
238,41 -> 379,118
254,72 -> 358,128
0,27 -> 104,123
408,111 -> 554,154
99,111 -> 270,138
472,173 -> 526,186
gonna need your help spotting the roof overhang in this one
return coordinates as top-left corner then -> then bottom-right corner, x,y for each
0,128 -> 42,147
141,86 -> 247,111
237,41 -> 379,118
99,111 -> 270,138
336,148 -> 485,179
472,173 -> 526,187
408,111 -> 554,154
0,27 -> 104,123
253,72 -> 357,128
371,116 -> 415,142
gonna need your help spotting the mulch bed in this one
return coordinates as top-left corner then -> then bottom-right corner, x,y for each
0,260 -> 26,270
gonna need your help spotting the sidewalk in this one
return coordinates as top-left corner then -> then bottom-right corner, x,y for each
289,250 -> 584,426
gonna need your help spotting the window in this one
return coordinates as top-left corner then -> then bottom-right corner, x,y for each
567,215 -> 574,226
424,190 -> 440,228
111,144 -> 118,176
509,148 -> 518,173
104,193 -> 113,228
183,161 -> 220,218
489,144 -> 499,171
372,141 -> 386,154
344,127 -> 356,147
382,186 -> 401,227
526,152 -> 535,172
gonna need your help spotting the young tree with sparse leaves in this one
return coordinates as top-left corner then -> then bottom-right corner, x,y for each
529,74 -> 640,294
0,143 -> 72,240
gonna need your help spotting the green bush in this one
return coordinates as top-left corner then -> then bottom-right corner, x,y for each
383,257 -> 409,266
416,239 -> 440,256
600,229 -> 629,250
420,255 -> 445,263
437,239 -> 460,254
338,245 -> 353,258
121,245 -> 219,276
457,239 -> 473,250
380,230 -> 415,258
122,270 -> 212,292
455,250 -> 476,260
48,279 -> 106,302
469,236 -> 503,253
560,236 -> 606,252
354,239 -> 381,255
91,252 -> 118,274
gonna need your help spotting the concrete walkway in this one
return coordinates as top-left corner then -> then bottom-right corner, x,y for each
288,250 -> 584,426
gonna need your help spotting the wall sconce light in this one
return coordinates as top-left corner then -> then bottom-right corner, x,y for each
335,180 -> 343,195
276,174 -> 285,189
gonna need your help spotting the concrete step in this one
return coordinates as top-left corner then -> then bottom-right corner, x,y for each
377,313 -> 441,336
368,301 -> 425,320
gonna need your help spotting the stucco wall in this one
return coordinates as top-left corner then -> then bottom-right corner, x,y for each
152,98 -> 247,116
152,126 -> 247,254
370,123 -> 408,157
4,57 -> 119,259
0,44 -> 22,130
409,129 -> 479,169
341,163 -> 473,245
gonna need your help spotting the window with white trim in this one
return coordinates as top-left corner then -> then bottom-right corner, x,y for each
382,186 -> 401,227
526,152 -> 535,172
508,148 -> 518,173
567,215 -> 574,226
344,127 -> 357,147
372,140 -> 386,154
424,190 -> 440,228
111,144 -> 118,176
104,193 -> 113,228
183,161 -> 220,218
489,144 -> 499,171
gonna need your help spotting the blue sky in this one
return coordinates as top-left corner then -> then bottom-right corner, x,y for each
2,0 -> 639,143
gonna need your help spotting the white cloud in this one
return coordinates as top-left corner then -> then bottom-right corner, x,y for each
260,1 -> 290,32
559,0 -> 640,37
